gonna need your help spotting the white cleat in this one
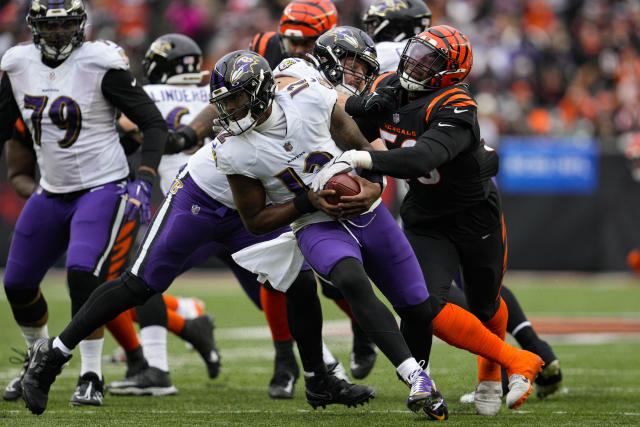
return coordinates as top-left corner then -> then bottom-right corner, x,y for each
473,381 -> 502,415
459,390 -> 475,404
506,374 -> 533,409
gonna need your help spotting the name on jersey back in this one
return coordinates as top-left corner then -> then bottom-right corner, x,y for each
148,88 -> 209,104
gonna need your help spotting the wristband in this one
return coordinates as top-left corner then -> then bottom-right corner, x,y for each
293,191 -> 317,214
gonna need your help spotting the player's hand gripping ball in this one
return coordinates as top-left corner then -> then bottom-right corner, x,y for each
324,173 -> 361,205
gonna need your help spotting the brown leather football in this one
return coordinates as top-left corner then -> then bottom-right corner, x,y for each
324,173 -> 360,205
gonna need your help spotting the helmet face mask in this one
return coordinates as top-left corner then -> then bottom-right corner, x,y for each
398,26 -> 472,92
313,26 -> 379,96
210,51 -> 275,136
142,34 -> 204,85
27,0 -> 87,61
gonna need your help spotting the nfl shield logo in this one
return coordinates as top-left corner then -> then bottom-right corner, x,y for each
191,204 -> 201,215
283,142 -> 293,152
393,113 -> 400,124
49,72 -> 56,80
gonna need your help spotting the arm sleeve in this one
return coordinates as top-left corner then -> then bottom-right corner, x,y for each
0,73 -> 20,148
353,114 -> 380,142
369,124 -> 473,178
101,69 -> 167,176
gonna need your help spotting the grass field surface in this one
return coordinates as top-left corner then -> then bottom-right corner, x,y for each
0,270 -> 639,426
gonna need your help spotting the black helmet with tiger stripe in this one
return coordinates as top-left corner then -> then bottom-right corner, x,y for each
398,25 -> 472,92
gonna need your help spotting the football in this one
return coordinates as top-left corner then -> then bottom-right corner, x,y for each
324,173 -> 361,205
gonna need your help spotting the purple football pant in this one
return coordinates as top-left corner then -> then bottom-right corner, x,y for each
4,182 -> 127,289
296,203 -> 429,308
129,170 -> 288,293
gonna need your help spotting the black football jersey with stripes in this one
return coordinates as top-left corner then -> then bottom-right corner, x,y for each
249,32 -> 286,69
356,73 -> 501,232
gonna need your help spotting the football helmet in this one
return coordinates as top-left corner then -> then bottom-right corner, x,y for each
398,25 -> 472,92
312,26 -> 379,96
142,33 -> 204,85
279,0 -> 338,58
27,0 -> 87,61
209,50 -> 275,135
363,0 -> 432,43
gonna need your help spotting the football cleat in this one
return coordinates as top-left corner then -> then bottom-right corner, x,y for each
326,360 -> 350,383
506,349 -> 544,409
3,348 -> 29,401
473,381 -> 502,415
268,370 -> 297,399
69,372 -> 104,406
180,314 -> 220,379
535,359 -> 563,398
107,366 -> 177,396
305,373 -> 375,409
350,322 -> 377,380
405,368 -> 448,420
124,346 -> 149,379
22,338 -> 73,415
459,390 -> 475,404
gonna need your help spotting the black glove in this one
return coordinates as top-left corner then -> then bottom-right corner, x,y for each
345,86 -> 398,117
164,127 -> 198,154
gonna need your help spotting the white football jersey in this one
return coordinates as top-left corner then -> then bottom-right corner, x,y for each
143,83 -> 210,193
186,140 -> 238,209
273,57 -> 323,80
1,41 -> 130,193
376,40 -> 406,73
214,75 -> 341,231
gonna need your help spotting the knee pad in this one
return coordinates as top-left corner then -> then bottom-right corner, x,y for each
5,287 -> 48,325
122,271 -> 157,305
67,269 -> 100,316
320,281 -> 344,300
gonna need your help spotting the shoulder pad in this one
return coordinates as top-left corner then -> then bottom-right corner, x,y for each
274,58 -> 317,79
1,44 -> 37,73
250,32 -> 278,57
425,84 -> 477,125
77,40 -> 130,72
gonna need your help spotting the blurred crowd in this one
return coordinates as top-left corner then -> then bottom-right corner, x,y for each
0,0 -> 638,152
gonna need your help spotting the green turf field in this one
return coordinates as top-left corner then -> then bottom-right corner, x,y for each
0,270 -> 639,426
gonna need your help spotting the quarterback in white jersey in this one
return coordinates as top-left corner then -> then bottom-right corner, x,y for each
211,50 -> 448,418
0,0 -> 166,412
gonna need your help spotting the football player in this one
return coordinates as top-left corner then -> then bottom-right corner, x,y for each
18,50 -> 378,416
312,25 -> 545,415
0,0 -> 166,407
211,51 -> 448,419
362,0 -> 565,402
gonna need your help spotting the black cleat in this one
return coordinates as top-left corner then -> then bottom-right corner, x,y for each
305,373 -> 375,409
69,372 -> 104,406
535,359 -> 563,398
269,370 -> 298,399
3,348 -> 28,401
180,314 -> 220,379
107,366 -> 177,396
350,322 -> 377,380
22,338 -> 72,415
124,347 -> 149,379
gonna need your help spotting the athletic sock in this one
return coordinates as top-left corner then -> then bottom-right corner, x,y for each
106,310 -> 140,352
396,357 -> 422,383
261,287 -> 292,342
20,324 -> 49,347
79,338 -> 104,377
433,302 -> 519,382
163,294 -> 179,311
478,297 -> 508,382
322,341 -> 338,365
166,309 -> 186,335
53,336 -> 72,355
140,326 -> 169,372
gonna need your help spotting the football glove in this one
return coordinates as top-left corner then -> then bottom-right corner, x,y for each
345,86 -> 398,117
310,150 -> 372,192
124,179 -> 152,224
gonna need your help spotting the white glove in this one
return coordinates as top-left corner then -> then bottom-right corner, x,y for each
310,150 -> 372,191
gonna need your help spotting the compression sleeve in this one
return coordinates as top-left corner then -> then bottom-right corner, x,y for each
102,69 -> 167,177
